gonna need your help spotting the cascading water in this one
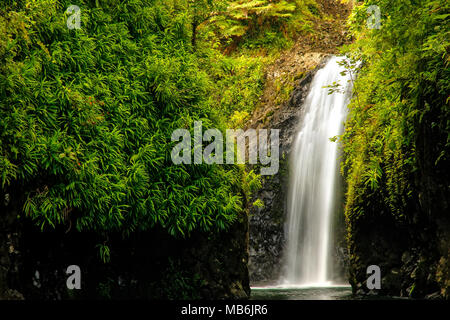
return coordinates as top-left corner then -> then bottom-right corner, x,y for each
282,56 -> 354,286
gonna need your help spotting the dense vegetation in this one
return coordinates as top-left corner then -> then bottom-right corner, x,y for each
3,0 -> 447,300
0,0 -> 319,262
342,0 -> 448,230
341,0 -> 449,296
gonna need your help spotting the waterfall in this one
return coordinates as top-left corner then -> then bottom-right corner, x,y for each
282,56 -> 353,286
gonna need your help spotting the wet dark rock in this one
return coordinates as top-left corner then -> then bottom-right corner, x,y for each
0,189 -> 23,300
348,106 -> 450,299
0,210 -> 250,300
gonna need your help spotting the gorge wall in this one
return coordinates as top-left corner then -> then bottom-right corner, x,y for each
0,192 -> 250,300
346,106 -> 450,299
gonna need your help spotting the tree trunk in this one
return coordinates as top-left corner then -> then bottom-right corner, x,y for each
192,19 -> 198,49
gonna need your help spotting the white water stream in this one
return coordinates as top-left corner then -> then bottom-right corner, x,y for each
281,56 -> 353,286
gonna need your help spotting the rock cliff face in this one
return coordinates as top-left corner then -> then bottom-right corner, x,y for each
0,187 -> 24,300
0,201 -> 250,300
347,108 -> 450,299
347,181 -> 449,299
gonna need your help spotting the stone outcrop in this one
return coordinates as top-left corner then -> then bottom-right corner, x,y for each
0,206 -> 250,300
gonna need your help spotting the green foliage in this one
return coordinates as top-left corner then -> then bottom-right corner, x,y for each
208,0 -> 317,50
229,110 -> 250,128
192,1 -> 320,123
252,198 -> 264,208
202,50 -> 266,119
0,0 -> 319,266
341,0 -> 449,223
242,169 -> 262,198
0,0 -> 246,242
96,243 -> 111,263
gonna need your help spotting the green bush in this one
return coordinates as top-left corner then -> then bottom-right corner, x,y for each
341,0 -> 449,222
0,0 -> 243,245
